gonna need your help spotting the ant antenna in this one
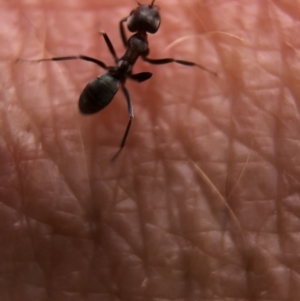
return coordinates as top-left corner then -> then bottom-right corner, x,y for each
150,0 -> 156,6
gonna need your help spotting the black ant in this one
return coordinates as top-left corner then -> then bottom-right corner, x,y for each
19,0 -> 217,161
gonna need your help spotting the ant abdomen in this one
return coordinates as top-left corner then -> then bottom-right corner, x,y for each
79,74 -> 120,114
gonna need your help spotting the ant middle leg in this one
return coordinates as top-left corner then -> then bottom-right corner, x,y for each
18,55 -> 109,70
129,72 -> 152,82
142,56 -> 217,76
111,84 -> 134,162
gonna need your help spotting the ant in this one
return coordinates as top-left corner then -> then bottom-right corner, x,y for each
20,0 -> 217,161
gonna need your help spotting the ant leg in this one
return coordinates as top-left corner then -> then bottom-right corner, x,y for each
142,56 -> 217,76
129,72 -> 152,82
18,55 -> 108,70
111,85 -> 134,162
99,31 -> 119,63
119,17 -> 128,48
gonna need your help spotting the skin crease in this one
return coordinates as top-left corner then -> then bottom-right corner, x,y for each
1,0 -> 300,300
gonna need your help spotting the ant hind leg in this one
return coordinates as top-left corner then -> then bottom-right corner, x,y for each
111,85 -> 134,162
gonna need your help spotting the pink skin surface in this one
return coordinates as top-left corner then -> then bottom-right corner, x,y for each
1,0 -> 300,300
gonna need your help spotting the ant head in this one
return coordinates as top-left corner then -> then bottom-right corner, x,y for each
127,1 -> 161,34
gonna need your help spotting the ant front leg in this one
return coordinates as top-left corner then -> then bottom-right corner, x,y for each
111,84 -> 134,162
119,17 -> 128,48
99,31 -> 119,64
142,56 -> 217,76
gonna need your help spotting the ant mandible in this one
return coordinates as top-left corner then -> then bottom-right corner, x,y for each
21,0 -> 217,161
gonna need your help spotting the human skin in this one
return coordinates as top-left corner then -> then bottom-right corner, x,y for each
1,0 -> 300,300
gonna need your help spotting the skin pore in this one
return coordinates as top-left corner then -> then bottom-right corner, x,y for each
2,0 -> 300,300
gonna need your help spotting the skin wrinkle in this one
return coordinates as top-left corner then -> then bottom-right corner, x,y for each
1,0 -> 300,300
12,62 -> 88,216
